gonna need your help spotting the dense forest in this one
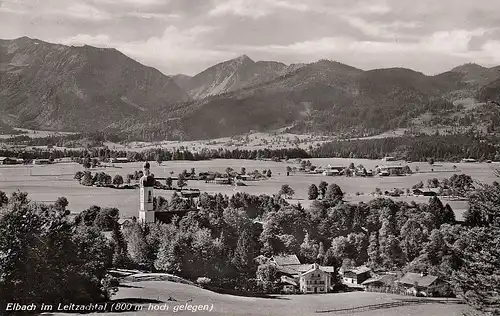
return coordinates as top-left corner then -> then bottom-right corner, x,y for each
312,133 -> 500,161
2,130 -> 500,162
1,174 -> 499,314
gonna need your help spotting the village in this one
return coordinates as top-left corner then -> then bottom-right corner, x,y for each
265,254 -> 449,297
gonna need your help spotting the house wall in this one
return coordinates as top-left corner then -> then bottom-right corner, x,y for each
300,271 -> 331,294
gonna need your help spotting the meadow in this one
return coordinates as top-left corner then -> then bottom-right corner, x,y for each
0,158 -> 498,220
49,280 -> 470,316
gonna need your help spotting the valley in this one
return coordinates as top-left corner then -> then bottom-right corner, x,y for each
1,158 -> 496,221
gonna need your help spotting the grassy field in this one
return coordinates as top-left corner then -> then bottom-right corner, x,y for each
1,159 -> 498,220
48,280 -> 470,316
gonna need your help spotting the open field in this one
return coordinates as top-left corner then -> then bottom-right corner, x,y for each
0,159 -> 498,220
104,131 -> 334,152
0,128 -> 76,139
48,280 -> 470,316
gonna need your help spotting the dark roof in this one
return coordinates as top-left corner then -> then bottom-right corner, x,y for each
361,274 -> 397,286
398,273 -> 439,287
272,255 -> 301,266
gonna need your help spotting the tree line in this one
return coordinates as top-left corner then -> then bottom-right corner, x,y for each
1,174 -> 499,313
311,133 -> 500,161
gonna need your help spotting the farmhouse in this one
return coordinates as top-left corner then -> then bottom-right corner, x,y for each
341,266 -> 372,285
0,157 -> 17,165
280,276 -> 299,294
461,158 -> 476,163
212,177 -> 231,185
180,190 -> 201,199
326,165 -> 345,172
237,174 -> 256,181
32,159 -> 51,165
361,274 -> 398,292
382,156 -> 396,162
111,157 -> 129,163
397,272 -> 450,297
299,263 -> 332,294
271,254 -> 301,266
413,188 -> 439,196
271,255 -> 337,293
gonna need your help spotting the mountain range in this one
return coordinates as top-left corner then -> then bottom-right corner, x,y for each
1,37 -> 500,140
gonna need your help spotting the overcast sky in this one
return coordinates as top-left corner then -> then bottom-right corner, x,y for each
1,0 -> 499,76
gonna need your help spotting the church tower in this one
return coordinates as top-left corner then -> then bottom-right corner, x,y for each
139,162 -> 155,223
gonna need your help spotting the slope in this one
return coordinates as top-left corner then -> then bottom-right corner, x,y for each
164,62 -> 468,139
0,37 -> 189,131
179,55 -> 291,99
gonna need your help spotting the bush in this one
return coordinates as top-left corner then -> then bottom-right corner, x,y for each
196,277 -> 212,286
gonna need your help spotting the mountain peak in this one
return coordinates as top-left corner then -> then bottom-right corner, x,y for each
235,54 -> 252,61
451,63 -> 486,73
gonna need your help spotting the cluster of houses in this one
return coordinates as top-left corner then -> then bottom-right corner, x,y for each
0,157 -> 25,165
269,255 -> 450,297
0,157 -> 74,165
310,164 -> 410,178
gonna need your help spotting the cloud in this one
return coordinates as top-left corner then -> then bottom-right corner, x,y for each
209,0 -> 310,18
341,16 -> 422,39
2,0 -> 500,75
63,3 -> 113,20
56,26 -> 236,75
125,12 -> 181,20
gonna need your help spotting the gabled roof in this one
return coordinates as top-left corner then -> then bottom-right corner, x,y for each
361,274 -> 397,286
302,263 -> 331,277
398,273 -> 439,287
343,266 -> 371,275
272,254 -> 301,266
280,276 -> 298,287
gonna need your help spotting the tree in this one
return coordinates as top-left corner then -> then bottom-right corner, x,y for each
91,158 -> 99,168
452,226 -> 500,315
427,178 -> 440,188
165,177 -> 173,189
177,174 -> 187,189
256,263 -> 280,293
399,218 -> 426,262
0,190 -> 8,207
319,181 -> 328,197
299,232 -> 319,262
412,181 -> 424,190
232,230 -> 257,274
83,160 -> 91,169
54,197 -> 69,213
279,184 -> 295,199
74,171 -> 84,182
112,175 -> 124,187
266,169 -> 272,178
325,183 -> 344,201
0,193 -> 116,308
155,154 -> 162,165
367,232 -> 382,268
81,171 -> 94,186
308,184 -> 319,200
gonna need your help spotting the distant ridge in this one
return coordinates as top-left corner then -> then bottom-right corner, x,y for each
1,37 -> 500,140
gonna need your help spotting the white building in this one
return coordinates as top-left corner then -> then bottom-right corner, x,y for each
299,263 -> 332,294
